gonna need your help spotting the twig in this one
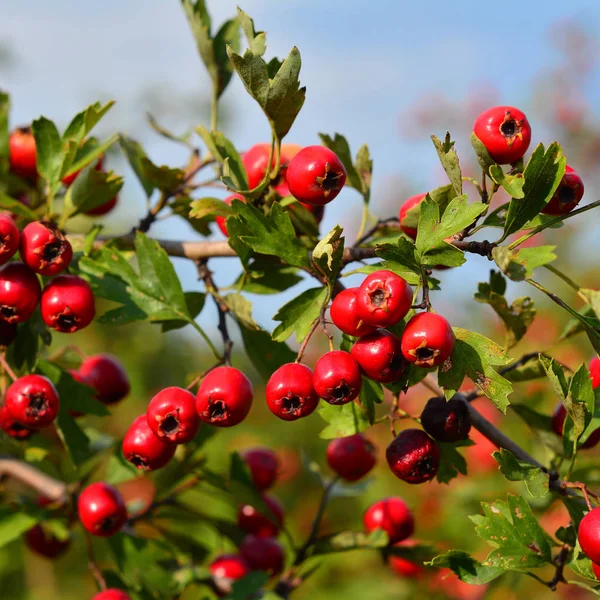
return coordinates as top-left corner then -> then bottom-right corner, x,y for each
295,318 -> 321,364
562,482 -> 598,510
354,217 -> 399,246
549,544 -> 571,591
0,353 -> 17,381
186,360 -> 225,391
0,457 -> 68,501
85,532 -> 107,591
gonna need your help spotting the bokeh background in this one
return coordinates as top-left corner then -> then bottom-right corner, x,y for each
2,0 -> 600,598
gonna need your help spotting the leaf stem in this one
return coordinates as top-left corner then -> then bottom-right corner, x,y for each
355,203 -> 370,242
85,532 -> 107,591
211,87 -> 219,132
0,353 -> 17,381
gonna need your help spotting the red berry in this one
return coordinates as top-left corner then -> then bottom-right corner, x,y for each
591,357 -> 600,389
542,165 -> 584,215
266,363 -> 319,421
210,554 -> 251,592
0,404 -> 34,439
92,590 -> 131,600
399,193 -> 426,239
40,275 -> 95,333
386,429 -> 440,484
0,262 -> 41,323
78,354 -> 130,405
363,497 -> 414,543
25,524 -> 71,559
122,415 -> 176,471
78,482 -> 127,537
20,221 -> 73,276
196,366 -> 253,427
420,397 -> 471,443
401,312 -> 454,368
0,321 -> 17,346
330,288 -> 376,338
237,493 -> 284,538
240,535 -> 285,575
350,329 -> 406,383
146,386 -> 200,444
62,155 -> 104,187
242,143 -> 300,194
5,375 -> 59,428
85,195 -> 118,216
240,447 -> 280,491
388,541 -> 424,578
313,350 -> 362,405
593,562 -> 600,581
215,193 -> 245,237
327,433 -> 376,481
473,106 -> 531,165
285,146 -> 347,206
579,507 -> 600,563
551,402 -> 600,449
9,126 -> 37,180
0,214 -> 20,265
356,270 -> 413,328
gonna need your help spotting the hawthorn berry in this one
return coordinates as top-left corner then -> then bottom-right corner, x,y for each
196,366 -> 253,427
326,433 -> 377,481
386,429 -> 440,484
330,288 -> 376,338
241,447 -> 280,491
591,356 -> 600,389
237,493 -> 284,538
0,321 -> 17,346
0,404 -> 35,440
401,312 -> 454,368
210,554 -> 251,593
387,541 -> 424,578
85,195 -> 118,216
579,507 -> 600,563
92,590 -> 131,600
20,221 -> 73,276
0,214 -> 20,265
9,126 -> 37,180
0,262 -> 41,323
399,193 -> 426,239
356,270 -> 413,328
25,524 -> 71,559
239,535 -> 285,575
542,165 -> 584,215
420,396 -> 471,443
350,329 -> 406,383
265,362 -> 319,421
40,275 -> 96,333
79,354 -> 130,405
146,386 -> 200,444
77,482 -> 127,537
5,375 -> 60,428
122,415 -> 176,471
473,106 -> 531,165
594,562 -> 600,581
215,193 -> 245,237
285,146 -> 347,205
313,350 -> 362,405
551,402 -> 600,449
363,497 -> 414,543
242,142 -> 301,195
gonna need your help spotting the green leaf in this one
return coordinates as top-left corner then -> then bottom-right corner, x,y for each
375,237 -> 421,277
223,293 -> 258,331
119,136 -> 155,197
429,550 -> 504,584
492,245 -> 556,281
31,117 -> 62,188
431,132 -> 462,196
359,378 -> 383,424
62,101 -> 114,147
195,126 -> 247,189
482,202 -> 564,231
492,449 -> 550,498
436,440 -> 472,484
236,264 -> 302,295
140,158 -> 184,192
501,356 -> 546,382
55,408 -> 93,466
489,164 -> 525,198
470,131 -> 495,171
318,402 -> 369,439
312,226 -> 344,286
0,91 -> 9,177
399,184 -> 457,233
0,193 -> 38,221
229,572 -> 269,600
237,8 -> 266,56
160,291 -> 206,333
0,506 -> 39,549
311,529 -> 388,556
189,197 -> 233,220
272,287 -> 328,343
63,167 -> 123,219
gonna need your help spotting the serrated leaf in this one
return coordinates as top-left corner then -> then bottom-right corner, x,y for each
63,167 -> 123,219
0,193 -> 38,221
318,133 -> 368,197
470,131 -> 495,171
189,197 -> 233,220
429,550 -> 504,584
32,117 -> 62,188
160,291 -> 206,333
489,164 -> 525,198
375,237 -> 421,276
140,158 -> 184,191
492,245 -> 556,281
436,440 -> 473,484
359,378 -> 383,424
312,225 -> 344,286
492,449 -> 549,498
311,529 -> 388,556
431,132 -> 462,196
318,402 -> 369,439
195,126 -> 247,189
501,356 -> 546,382
482,202 -> 564,230
119,136 -> 155,197
272,287 -> 327,343
237,8 -> 266,56
399,184 -> 457,233
223,293 -> 258,330
236,264 -> 303,295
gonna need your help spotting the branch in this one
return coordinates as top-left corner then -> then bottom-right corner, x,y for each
0,457 -> 68,501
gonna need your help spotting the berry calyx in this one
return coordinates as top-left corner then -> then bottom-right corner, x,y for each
40,275 -> 96,333
210,553 -> 251,594
350,329 -> 406,383
25,524 -> 71,559
551,402 -> 600,449
239,535 -> 285,575
363,497 -> 414,543
237,493 -> 284,538
0,262 -> 41,323
196,366 -> 254,427
313,350 -> 362,405
285,146 -> 347,206
326,433 -> 377,481
541,165 -> 584,215
20,221 -> 73,276
122,415 -> 176,471
399,193 -> 426,239
330,288 -> 377,338
386,429 -> 440,484
400,312 -> 454,368
387,540 -> 424,578
92,590 -> 131,600
0,404 -> 35,439
420,396 -> 471,443
215,193 -> 245,237
146,386 -> 200,444
578,507 -> 600,563
241,447 -> 280,491
77,482 -> 127,537
9,126 -> 37,180
266,362 -> 319,421
356,270 -> 413,328
5,375 -> 60,428
473,106 -> 531,165
78,354 -> 130,405
0,214 -> 20,265
591,356 -> 600,389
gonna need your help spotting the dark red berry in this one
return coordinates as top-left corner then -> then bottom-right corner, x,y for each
240,535 -> 285,575
196,366 -> 253,427
0,404 -> 35,439
420,397 -> 471,443
285,146 -> 347,206
327,433 -> 376,481
356,270 -> 413,328
330,288 -> 377,338
579,507 -> 600,563
388,541 -> 424,578
92,589 -> 131,600
237,493 -> 284,538
0,214 -> 20,265
215,193 -> 245,237
9,126 -> 37,180
266,363 -> 319,421
401,312 -> 454,368
350,329 -> 406,383
386,429 -> 440,484
122,415 -> 176,471
0,321 -> 17,346
241,447 -> 280,491
146,386 -> 200,444
78,354 -> 130,405
0,262 -> 41,323
551,402 -> 600,449
399,193 -> 426,239
5,375 -> 59,428
210,553 -> 251,594
363,497 -> 414,543
77,482 -> 127,537
473,106 -> 531,165
85,195 -> 118,216
591,357 -> 600,389
62,155 -> 104,187
20,222 -> 73,276
542,165 -> 584,215
313,350 -> 362,405
25,524 -> 71,559
40,275 -> 95,333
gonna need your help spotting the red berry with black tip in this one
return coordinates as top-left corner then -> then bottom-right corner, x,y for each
40,275 -> 95,333
240,535 -> 285,575
266,363 -> 319,421
237,493 -> 284,538
146,386 -> 200,444
386,429 -> 440,484
591,356 -> 600,389
9,126 -> 37,180
25,524 -> 71,559
79,354 -> 130,405
327,433 -> 376,481
122,415 -> 176,471
0,321 -> 17,346
420,397 -> 471,443
93,590 -> 131,600
20,221 -> 73,276
210,554 -> 251,595
330,288 -> 376,338
0,214 -> 20,266
241,447 -> 280,491
0,262 -> 41,323
286,146 -> 347,206
77,482 -> 127,538
350,329 -> 406,383
215,193 -> 245,237
363,497 -> 414,543
196,366 -> 253,427
473,106 -> 531,165
579,507 -> 600,563
0,405 -> 35,439
356,270 -> 413,328
401,312 -> 454,368
5,375 -> 59,428
388,541 -> 424,578
313,350 -> 362,405
399,193 -> 426,239
551,402 -> 600,449
542,165 -> 584,215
